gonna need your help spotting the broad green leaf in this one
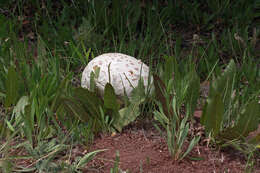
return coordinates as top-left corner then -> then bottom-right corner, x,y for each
76,149 -> 107,168
5,66 -> 19,107
13,96 -> 29,113
5,119 -> 15,132
73,87 -> 103,118
113,103 -> 140,132
218,127 -> 246,142
209,59 -> 236,99
61,97 -> 89,122
200,101 -> 208,125
201,60 -> 236,138
219,100 -> 260,140
104,83 -> 120,111
130,78 -> 146,104
234,100 -> 259,137
186,67 -> 200,115
12,96 -> 29,125
201,93 -> 224,137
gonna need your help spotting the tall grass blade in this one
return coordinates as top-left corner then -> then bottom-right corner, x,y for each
5,67 -> 19,107
153,74 -> 172,117
180,135 -> 200,161
22,105 -> 34,145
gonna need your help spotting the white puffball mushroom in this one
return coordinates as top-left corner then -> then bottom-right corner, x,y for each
81,53 -> 151,98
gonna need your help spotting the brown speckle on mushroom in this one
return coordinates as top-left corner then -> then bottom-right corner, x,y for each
129,70 -> 134,75
93,65 -> 99,70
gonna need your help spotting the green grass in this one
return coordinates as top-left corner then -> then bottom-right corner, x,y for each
0,0 -> 259,172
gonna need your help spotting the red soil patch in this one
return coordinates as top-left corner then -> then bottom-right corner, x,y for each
87,123 -> 260,173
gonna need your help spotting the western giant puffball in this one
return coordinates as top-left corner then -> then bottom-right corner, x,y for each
81,53 -> 151,97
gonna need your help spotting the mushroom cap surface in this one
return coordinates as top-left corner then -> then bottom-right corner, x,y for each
81,53 -> 151,97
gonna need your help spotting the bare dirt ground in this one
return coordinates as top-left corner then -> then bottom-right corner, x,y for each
86,116 -> 260,173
